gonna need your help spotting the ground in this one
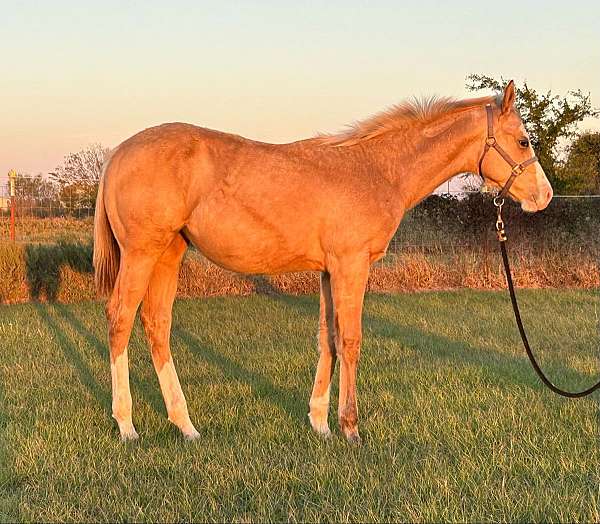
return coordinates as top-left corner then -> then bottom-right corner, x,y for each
0,290 -> 598,522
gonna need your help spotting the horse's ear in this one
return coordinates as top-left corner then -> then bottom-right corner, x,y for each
502,80 -> 516,114
422,112 -> 462,138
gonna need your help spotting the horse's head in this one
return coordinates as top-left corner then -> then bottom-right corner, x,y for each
479,80 -> 553,212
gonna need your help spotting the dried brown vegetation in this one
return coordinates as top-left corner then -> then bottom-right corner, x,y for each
1,240 -> 597,304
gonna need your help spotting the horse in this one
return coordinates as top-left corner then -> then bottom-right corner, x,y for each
93,80 -> 553,443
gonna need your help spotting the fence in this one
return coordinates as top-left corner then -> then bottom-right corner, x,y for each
0,175 -> 94,242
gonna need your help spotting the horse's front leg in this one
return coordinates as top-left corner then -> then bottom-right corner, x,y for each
308,272 -> 336,437
329,256 -> 369,444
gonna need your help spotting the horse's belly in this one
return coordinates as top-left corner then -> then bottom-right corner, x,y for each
183,205 -> 324,274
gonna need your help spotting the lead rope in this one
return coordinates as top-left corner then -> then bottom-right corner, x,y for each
494,198 -> 600,398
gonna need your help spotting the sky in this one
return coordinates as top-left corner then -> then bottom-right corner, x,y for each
1,0 -> 599,178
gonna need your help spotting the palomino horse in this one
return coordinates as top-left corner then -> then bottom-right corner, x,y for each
94,81 -> 552,443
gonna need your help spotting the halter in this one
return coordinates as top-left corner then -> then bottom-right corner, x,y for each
477,104 -> 538,201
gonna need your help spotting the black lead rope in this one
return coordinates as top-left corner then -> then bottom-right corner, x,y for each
495,200 -> 600,398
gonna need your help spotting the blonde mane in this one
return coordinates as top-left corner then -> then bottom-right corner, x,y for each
317,95 -> 499,146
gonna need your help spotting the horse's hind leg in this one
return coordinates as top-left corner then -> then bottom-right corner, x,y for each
107,251 -> 158,441
308,271 -> 336,437
140,235 -> 199,440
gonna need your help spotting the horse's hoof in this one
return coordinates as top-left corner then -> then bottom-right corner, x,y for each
119,428 -> 139,442
345,432 -> 362,446
308,413 -> 332,438
316,427 -> 332,439
183,428 -> 201,441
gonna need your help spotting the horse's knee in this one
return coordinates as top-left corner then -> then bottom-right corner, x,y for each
338,336 -> 361,362
140,308 -> 168,337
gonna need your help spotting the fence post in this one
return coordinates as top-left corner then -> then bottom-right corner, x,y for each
8,169 -> 17,241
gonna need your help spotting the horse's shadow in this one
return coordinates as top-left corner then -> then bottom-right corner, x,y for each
369,291 -> 599,396
32,303 -> 112,416
226,288 -> 598,398
172,327 -> 308,425
52,304 -> 167,418
174,277 -> 317,426
25,241 -> 93,301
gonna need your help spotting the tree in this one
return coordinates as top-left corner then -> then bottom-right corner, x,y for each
49,143 -> 109,212
465,74 -> 599,192
556,132 -> 600,194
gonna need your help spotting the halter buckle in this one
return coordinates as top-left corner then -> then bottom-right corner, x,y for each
494,197 -> 507,242
512,164 -> 524,175
496,224 -> 507,242
485,137 -> 496,146
495,213 -> 507,242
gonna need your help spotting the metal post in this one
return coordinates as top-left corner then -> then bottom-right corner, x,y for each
8,169 -> 16,241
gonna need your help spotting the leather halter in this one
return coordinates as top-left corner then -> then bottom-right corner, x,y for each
477,104 -> 538,200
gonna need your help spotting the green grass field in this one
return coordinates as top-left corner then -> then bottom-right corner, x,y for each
0,290 -> 598,522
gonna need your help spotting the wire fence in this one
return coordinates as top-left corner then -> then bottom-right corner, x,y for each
0,174 -> 94,242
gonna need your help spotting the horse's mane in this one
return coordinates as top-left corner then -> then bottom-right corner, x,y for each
317,94 -> 500,146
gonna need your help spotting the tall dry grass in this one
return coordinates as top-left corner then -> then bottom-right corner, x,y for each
1,239 -> 597,304
0,216 -> 93,243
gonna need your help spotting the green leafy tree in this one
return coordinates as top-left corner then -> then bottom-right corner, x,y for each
465,74 -> 599,193
556,132 -> 600,194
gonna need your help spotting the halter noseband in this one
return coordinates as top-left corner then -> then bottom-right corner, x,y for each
477,104 -> 538,200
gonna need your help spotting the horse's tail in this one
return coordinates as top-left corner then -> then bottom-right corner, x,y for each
93,154 -> 120,298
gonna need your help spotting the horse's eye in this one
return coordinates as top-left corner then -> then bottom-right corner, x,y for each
518,138 -> 530,148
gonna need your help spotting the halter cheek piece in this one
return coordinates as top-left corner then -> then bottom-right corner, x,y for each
477,104 -> 538,200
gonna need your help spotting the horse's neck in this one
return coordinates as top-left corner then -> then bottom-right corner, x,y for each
364,110 -> 483,210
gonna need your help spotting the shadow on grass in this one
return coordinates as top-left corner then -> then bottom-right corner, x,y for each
366,303 -> 600,397
232,288 -> 545,391
212,289 -> 599,397
25,241 -> 92,301
173,327 -> 307,425
31,301 -> 168,436
244,275 -> 280,295
32,303 -> 112,415
52,304 -> 166,419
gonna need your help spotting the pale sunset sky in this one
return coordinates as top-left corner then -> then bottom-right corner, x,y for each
2,0 -> 599,178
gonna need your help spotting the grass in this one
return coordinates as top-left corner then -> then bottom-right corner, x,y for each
0,290 -> 598,522
0,217 -> 93,243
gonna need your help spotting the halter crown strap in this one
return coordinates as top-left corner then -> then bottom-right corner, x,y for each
478,104 -> 538,199
486,104 -> 494,141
